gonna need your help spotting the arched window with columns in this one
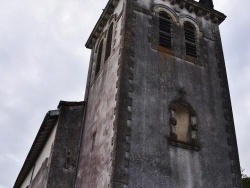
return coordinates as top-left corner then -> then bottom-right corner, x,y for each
169,97 -> 199,151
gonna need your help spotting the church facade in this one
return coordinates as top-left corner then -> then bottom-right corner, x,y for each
14,0 -> 242,187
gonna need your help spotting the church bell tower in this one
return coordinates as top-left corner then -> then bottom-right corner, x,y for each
75,0 -> 242,187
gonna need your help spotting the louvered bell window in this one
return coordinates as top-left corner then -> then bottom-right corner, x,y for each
159,12 -> 172,49
95,40 -> 103,75
105,23 -> 114,61
184,22 -> 197,58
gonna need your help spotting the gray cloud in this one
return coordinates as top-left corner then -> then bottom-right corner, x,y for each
216,0 -> 250,175
0,0 -> 106,187
0,0 -> 249,187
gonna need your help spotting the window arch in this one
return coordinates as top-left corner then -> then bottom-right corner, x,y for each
95,39 -> 103,75
105,22 -> 114,61
159,11 -> 172,49
184,21 -> 197,57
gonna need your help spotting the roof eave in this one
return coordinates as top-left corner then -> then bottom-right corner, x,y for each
13,110 -> 59,188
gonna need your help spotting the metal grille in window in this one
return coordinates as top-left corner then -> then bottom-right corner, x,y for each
184,22 -> 197,57
105,23 -> 114,61
159,12 -> 172,49
95,40 -> 103,75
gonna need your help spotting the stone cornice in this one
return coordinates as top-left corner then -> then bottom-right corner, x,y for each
172,0 -> 226,24
86,0 -> 226,49
86,0 -> 119,49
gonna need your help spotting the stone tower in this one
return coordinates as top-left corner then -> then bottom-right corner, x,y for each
75,0 -> 242,187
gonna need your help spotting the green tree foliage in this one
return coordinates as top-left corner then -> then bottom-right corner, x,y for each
242,169 -> 250,188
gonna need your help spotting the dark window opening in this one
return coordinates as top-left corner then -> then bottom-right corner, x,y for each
95,40 -> 103,75
105,23 -> 114,61
90,131 -> 97,152
159,12 -> 172,49
184,22 -> 197,57
65,149 -> 74,169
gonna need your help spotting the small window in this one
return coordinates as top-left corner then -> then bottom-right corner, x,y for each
105,23 -> 114,61
175,104 -> 190,142
159,12 -> 172,49
169,101 -> 199,151
95,40 -> 103,75
184,22 -> 197,57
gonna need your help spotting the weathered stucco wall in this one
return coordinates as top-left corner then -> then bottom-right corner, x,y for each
120,0 -> 242,187
46,103 -> 84,188
19,102 -> 84,188
75,1 -> 124,187
20,167 -> 32,188
29,158 -> 49,188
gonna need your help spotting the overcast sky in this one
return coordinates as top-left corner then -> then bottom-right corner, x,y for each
0,0 -> 249,187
